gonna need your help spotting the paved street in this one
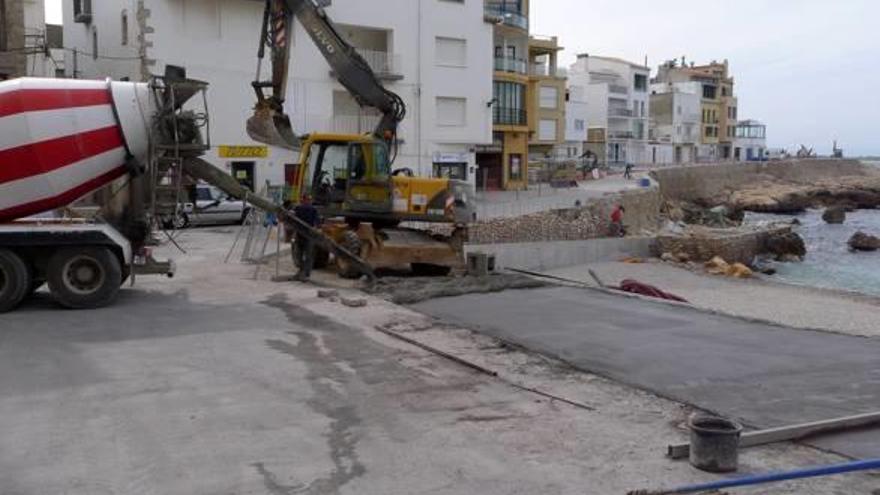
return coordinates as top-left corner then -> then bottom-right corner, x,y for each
413,286 -> 880,459
0,229 -> 876,494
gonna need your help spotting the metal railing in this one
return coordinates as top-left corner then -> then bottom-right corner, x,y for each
608,131 -> 635,140
609,84 -> 629,95
494,56 -> 527,74
529,64 -> 567,78
493,107 -> 527,126
608,107 -> 634,118
484,4 -> 529,30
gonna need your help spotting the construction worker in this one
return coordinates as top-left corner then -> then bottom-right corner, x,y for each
610,204 -> 626,237
624,162 -> 635,180
290,195 -> 321,281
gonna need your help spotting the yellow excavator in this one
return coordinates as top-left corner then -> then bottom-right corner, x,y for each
246,0 -> 474,277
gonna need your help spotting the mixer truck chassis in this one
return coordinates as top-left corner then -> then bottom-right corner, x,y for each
0,223 -> 173,312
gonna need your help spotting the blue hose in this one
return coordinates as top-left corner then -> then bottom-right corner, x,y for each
630,458 -> 880,494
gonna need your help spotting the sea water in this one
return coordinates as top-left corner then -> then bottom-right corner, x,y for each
746,207 -> 880,296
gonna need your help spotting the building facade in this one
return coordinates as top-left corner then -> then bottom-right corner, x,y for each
654,58 -> 738,162
563,84 -> 588,159
64,0 -> 493,191
481,0 -> 530,191
649,80 -> 701,165
734,119 -> 767,161
0,0 -> 55,79
527,35 -> 566,160
569,54 -> 651,167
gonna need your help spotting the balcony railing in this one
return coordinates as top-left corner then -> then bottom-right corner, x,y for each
609,84 -> 629,95
485,4 -> 529,30
494,56 -> 527,74
608,108 -> 633,118
608,131 -> 635,140
493,107 -> 527,126
529,64 -> 567,78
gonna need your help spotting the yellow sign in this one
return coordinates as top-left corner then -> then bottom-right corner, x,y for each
218,145 -> 269,159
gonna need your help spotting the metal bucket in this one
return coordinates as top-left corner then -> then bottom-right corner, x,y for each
689,415 -> 743,473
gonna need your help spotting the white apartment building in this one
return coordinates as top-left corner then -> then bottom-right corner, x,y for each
63,0 -> 493,190
569,54 -> 650,166
562,83 -> 588,158
649,81 -> 701,164
734,119 -> 767,161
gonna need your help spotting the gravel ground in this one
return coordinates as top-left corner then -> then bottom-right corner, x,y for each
549,260 -> 880,337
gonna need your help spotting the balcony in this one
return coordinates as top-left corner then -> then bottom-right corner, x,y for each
332,49 -> 402,81
608,108 -> 634,118
529,64 -> 567,78
609,84 -> 629,95
495,56 -> 527,74
485,4 -> 529,31
493,107 -> 527,126
608,131 -> 635,140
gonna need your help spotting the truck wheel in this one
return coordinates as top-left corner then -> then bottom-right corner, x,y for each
0,249 -> 31,313
47,247 -> 122,309
336,231 -> 363,279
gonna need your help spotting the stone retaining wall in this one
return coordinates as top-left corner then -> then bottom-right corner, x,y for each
650,159 -> 868,203
466,237 -> 656,272
468,186 -> 661,244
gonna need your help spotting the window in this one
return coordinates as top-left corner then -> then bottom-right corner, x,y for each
539,86 -> 558,109
539,119 -> 557,141
640,101 -> 646,117
574,119 -> 585,131
702,84 -> 717,99
435,37 -> 467,67
677,105 -> 682,116
121,10 -> 128,45
634,74 -> 648,92
493,81 -> 526,125
436,97 -> 467,126
509,154 -> 523,181
74,0 -> 92,23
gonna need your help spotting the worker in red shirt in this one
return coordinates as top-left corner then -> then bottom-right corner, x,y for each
610,205 -> 626,237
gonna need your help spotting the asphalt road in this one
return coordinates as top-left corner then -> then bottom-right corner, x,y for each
413,286 -> 880,459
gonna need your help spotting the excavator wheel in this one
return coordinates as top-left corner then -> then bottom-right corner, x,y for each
335,231 -> 364,279
0,248 -> 32,313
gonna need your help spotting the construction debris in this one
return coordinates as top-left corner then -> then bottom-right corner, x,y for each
366,274 -> 548,305
317,289 -> 340,299
340,297 -> 368,308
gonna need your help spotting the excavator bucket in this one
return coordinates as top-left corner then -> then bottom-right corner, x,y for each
246,102 -> 301,151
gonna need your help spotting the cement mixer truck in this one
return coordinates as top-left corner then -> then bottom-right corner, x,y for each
0,71 -> 372,313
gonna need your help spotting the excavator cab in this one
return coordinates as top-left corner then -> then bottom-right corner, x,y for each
298,135 -> 393,219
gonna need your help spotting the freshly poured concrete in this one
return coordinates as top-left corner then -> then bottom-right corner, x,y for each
413,286 -> 880,459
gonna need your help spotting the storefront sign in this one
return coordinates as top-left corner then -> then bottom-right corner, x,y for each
433,152 -> 469,164
218,145 -> 269,159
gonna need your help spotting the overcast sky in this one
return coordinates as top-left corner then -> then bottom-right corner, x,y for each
532,0 -> 879,156
46,0 -> 879,155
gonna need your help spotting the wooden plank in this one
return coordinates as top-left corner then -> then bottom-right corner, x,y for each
667,411 -> 880,459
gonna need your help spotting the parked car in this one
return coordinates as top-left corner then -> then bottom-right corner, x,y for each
163,184 -> 251,228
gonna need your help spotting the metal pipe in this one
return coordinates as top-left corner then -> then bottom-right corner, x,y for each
628,458 -> 880,495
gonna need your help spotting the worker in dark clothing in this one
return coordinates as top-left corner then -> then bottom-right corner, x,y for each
624,162 -> 635,180
289,195 -> 321,281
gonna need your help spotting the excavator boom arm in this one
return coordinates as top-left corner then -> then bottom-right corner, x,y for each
249,0 -> 405,151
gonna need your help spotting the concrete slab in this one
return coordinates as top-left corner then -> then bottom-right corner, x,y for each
412,286 -> 880,459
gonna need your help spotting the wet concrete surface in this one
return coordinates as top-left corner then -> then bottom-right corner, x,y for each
412,286 -> 880,459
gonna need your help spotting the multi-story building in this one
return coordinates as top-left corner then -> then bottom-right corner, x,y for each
734,119 -> 767,161
649,80 -> 702,164
0,0 -> 55,79
64,0 -> 493,190
527,35 -> 566,160
569,54 -> 651,167
654,58 -> 738,162
563,84 -> 588,159
480,0 -> 530,191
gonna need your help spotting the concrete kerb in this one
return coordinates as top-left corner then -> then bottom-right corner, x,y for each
465,237 -> 657,272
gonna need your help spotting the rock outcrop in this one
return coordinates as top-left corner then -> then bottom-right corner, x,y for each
764,230 -> 807,260
656,224 -> 802,265
849,232 -> 880,252
822,207 -> 846,224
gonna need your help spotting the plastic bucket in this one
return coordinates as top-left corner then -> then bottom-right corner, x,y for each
689,415 -> 743,473
639,177 -> 652,188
